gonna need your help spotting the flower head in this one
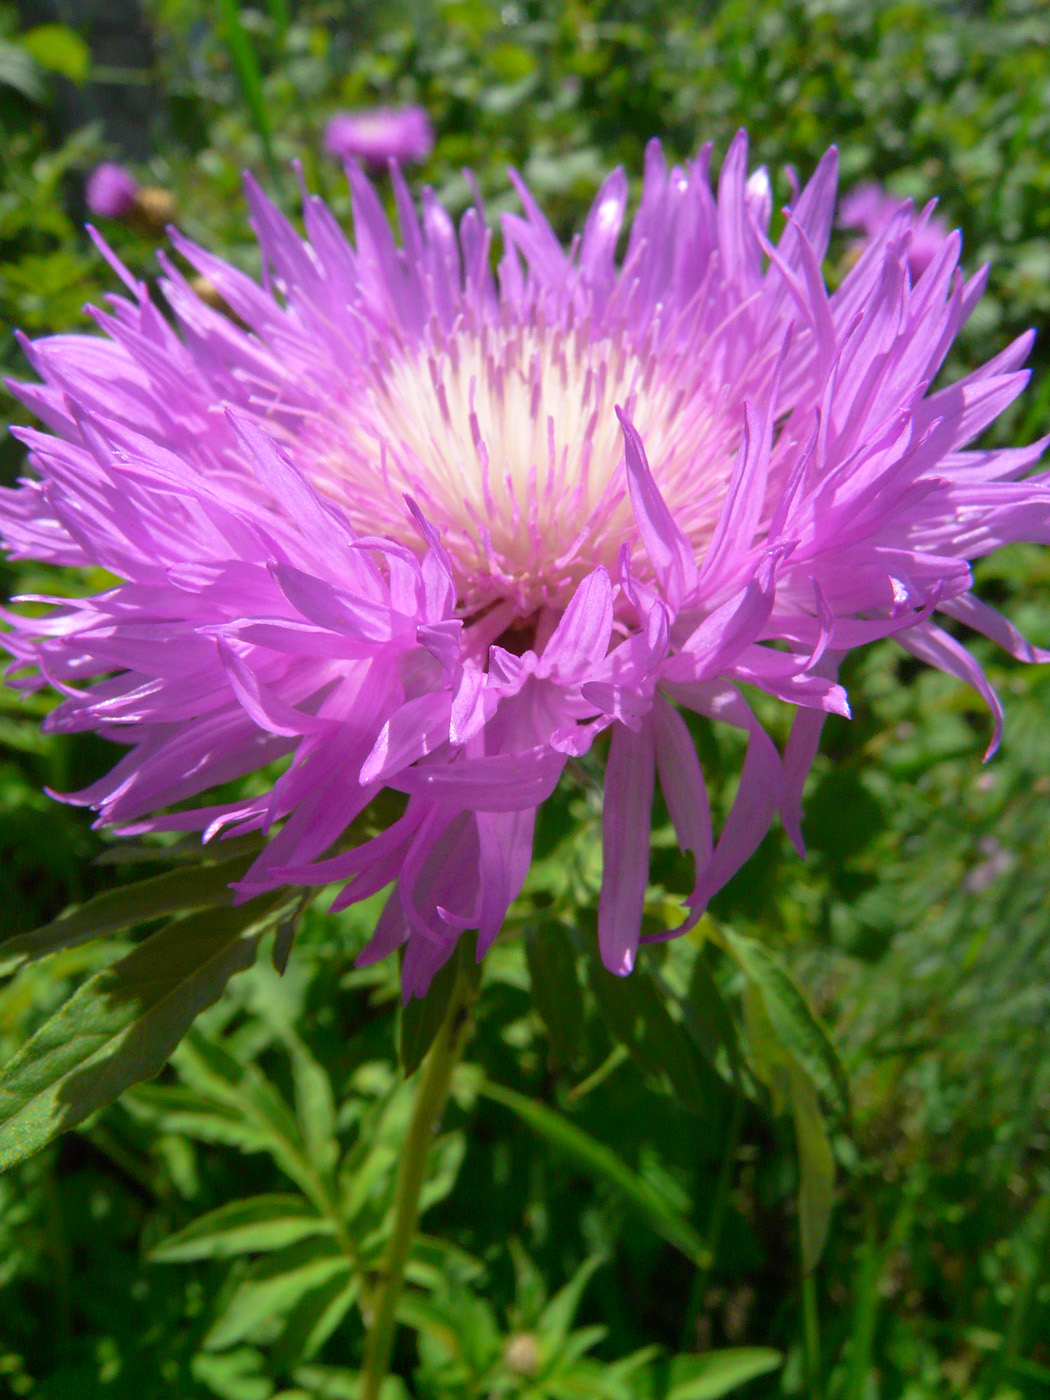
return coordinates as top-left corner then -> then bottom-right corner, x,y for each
838,180 -> 949,279
4,135 -> 1048,996
85,163 -> 140,219
323,106 -> 434,169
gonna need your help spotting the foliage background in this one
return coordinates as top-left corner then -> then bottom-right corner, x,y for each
1,0 -> 1050,1396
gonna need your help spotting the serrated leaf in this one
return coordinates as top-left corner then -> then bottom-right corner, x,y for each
171,1031 -> 333,1214
151,1195 -> 333,1262
289,1038 -> 338,1179
720,929 -> 849,1121
666,1347 -> 783,1398
18,24 -> 91,81
525,921 -> 585,1070
479,1080 -> 711,1268
0,851 -> 257,977
204,1238 -> 351,1351
0,895 -> 284,1170
788,1061 -> 835,1274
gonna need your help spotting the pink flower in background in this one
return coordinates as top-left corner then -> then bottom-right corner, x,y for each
323,106 -> 434,169
839,180 -> 949,279
85,163 -> 140,219
3,135 -> 1048,998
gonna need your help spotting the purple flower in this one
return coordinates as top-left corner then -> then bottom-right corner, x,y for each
323,106 -> 434,170
839,180 -> 949,279
85,163 -> 140,220
4,135 -> 1049,997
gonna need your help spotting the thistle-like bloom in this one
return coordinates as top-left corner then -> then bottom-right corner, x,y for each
839,180 -> 949,279
3,135 -> 1048,997
85,163 -> 140,219
323,106 -> 434,170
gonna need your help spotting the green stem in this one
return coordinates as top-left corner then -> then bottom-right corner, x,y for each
359,959 -> 479,1400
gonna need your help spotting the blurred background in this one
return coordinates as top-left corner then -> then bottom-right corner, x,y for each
2,1 -> 1050,1396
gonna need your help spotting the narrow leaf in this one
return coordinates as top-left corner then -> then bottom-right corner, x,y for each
0,894 -> 285,1169
151,1195 -> 333,1262
216,0 -> 276,175
721,929 -> 849,1120
273,1269 -> 360,1368
525,921 -> 585,1071
203,1239 -> 351,1351
537,1253 -> 606,1347
589,960 -> 726,1118
398,949 -> 461,1076
479,1080 -> 711,1267
667,1347 -> 783,1399
289,1038 -> 339,1179
0,851 -> 256,977
788,1061 -> 835,1274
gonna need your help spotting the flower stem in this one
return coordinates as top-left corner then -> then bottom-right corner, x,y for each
360,955 -> 479,1400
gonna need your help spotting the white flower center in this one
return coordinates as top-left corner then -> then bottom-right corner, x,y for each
306,317 -> 734,614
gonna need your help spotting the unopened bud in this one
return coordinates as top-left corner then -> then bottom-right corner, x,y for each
503,1332 -> 540,1377
132,187 -> 176,231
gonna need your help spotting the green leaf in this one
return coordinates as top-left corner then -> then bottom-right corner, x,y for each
204,1239 -> 353,1351
525,921 -> 585,1070
216,0 -> 276,176
588,960 -> 726,1117
289,1038 -> 338,1180
191,1346 -> 273,1400
0,895 -> 284,1170
666,1347 -> 783,1399
169,1031 -> 334,1215
788,1061 -> 835,1275
537,1253 -> 606,1348
399,939 -> 479,1076
18,25 -> 91,82
0,851 -> 257,976
479,1080 -> 711,1267
273,1268 -> 360,1367
151,1195 -> 334,1262
720,929 -> 849,1121
683,947 -> 741,1069
0,39 -> 44,100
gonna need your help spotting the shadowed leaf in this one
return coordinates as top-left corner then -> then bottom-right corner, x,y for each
479,1080 -> 711,1267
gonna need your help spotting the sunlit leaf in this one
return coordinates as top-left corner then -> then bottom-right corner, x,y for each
0,894 -> 287,1169
0,850 -> 258,977
203,1239 -> 352,1351
720,928 -> 849,1121
788,1061 -> 835,1274
0,39 -> 44,100
151,1195 -> 334,1262
18,25 -> 91,82
666,1347 -> 783,1398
